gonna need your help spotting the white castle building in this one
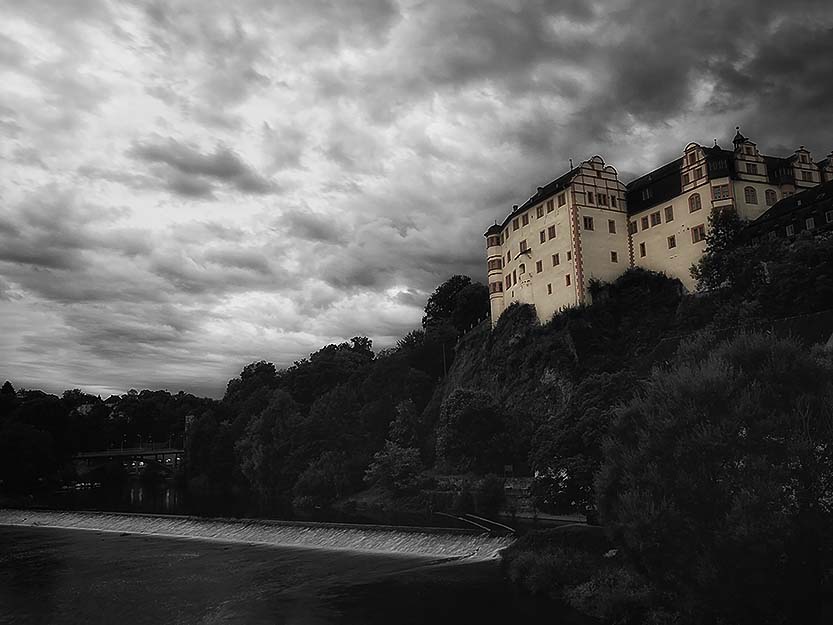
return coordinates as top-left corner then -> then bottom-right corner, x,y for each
485,129 -> 833,325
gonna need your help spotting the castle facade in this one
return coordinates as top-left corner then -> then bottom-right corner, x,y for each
485,129 -> 833,325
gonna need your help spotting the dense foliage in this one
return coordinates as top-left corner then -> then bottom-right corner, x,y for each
597,334 -> 833,624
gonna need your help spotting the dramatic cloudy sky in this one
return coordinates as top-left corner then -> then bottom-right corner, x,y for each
2,0 -> 832,398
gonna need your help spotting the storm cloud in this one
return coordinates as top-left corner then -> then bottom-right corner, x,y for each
1,0 -> 832,397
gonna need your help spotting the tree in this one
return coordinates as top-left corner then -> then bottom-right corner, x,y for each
364,440 -> 423,495
451,282 -> 489,332
530,371 -> 635,515
596,334 -> 833,624
436,389 -> 508,473
1,381 -> 14,396
292,450 -> 357,509
690,206 -> 743,290
422,275 -> 472,328
235,390 -> 300,507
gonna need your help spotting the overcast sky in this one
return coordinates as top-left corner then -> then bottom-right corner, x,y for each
1,0 -> 832,398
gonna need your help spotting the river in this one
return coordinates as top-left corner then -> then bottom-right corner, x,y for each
0,524 -> 590,625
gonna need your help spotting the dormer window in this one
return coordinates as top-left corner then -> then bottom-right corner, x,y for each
641,188 -> 652,201
800,154 -> 808,163
745,146 -> 753,155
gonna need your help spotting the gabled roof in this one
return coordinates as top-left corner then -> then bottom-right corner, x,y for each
496,166 -> 578,229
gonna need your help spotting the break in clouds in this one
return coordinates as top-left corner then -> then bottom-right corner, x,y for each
1,0 -> 832,397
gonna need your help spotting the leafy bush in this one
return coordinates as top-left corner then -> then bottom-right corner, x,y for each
597,333 -> 833,624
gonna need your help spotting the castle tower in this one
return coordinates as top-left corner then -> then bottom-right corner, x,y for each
484,223 -> 505,324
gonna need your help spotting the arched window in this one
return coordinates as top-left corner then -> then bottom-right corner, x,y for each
765,189 -> 777,206
744,186 -> 758,204
519,263 -> 526,274
689,193 -> 702,212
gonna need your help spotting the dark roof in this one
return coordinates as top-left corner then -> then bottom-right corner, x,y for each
703,146 -> 735,179
625,157 -> 683,214
497,167 -> 578,229
484,223 -> 501,237
750,179 -> 833,227
733,128 -> 748,144
763,155 -> 795,185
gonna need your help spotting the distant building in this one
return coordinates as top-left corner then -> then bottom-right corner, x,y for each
745,179 -> 833,242
485,129 -> 833,325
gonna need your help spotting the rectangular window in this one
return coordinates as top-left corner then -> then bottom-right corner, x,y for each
567,250 -> 572,261
802,171 -> 813,181
746,163 -> 758,175
546,199 -> 554,212
557,193 -> 566,207
650,211 -> 661,226
712,184 -> 730,200
489,282 -> 503,294
583,216 -> 594,230
519,239 -> 528,253
487,235 -> 500,247
628,221 -> 638,235
688,153 -> 696,165
522,213 -> 529,226
512,218 -> 519,230
667,235 -> 676,249
552,253 -> 560,266
537,206 -> 544,218
536,260 -> 543,273
800,154 -> 808,163
487,258 -> 503,271
786,224 -> 795,236
597,193 -> 608,206
691,224 -> 706,243
611,195 -> 618,208
608,219 -> 616,234
639,242 -> 646,257
610,251 -> 618,263
826,210 -> 833,224
665,206 -> 674,222
641,216 -> 650,230
806,217 -> 815,230
695,167 -> 703,179
547,283 -> 552,295
565,274 -> 571,286
587,192 -> 594,204
642,188 -> 652,201
548,225 -> 557,239
683,173 -> 690,185
505,276 -> 510,289
540,230 -> 546,244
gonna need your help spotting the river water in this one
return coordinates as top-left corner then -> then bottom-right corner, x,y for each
0,524 -> 589,625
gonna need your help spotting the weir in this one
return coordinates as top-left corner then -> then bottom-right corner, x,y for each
0,509 -> 515,559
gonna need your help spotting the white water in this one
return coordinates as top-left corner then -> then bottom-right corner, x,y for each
0,509 -> 514,559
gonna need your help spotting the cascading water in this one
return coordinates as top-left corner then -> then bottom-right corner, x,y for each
0,509 -> 514,559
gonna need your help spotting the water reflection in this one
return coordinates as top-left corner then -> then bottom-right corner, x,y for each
50,481 -> 186,515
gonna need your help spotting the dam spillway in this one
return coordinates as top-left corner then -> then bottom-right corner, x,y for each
0,509 -> 515,559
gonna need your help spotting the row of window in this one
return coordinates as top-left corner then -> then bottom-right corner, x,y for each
637,224 -> 706,257
505,193 -> 568,238
682,167 -> 704,185
582,216 -> 617,233
502,269 -> 577,296
584,192 -> 618,207
785,210 -> 833,235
